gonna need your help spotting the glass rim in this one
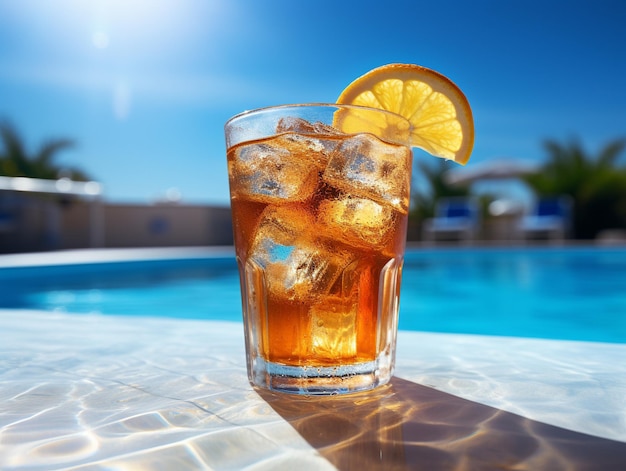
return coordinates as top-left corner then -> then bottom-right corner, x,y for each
224,103 -> 413,149
224,102 -> 411,129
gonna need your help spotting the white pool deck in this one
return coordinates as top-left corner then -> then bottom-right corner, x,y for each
1,249 -> 626,469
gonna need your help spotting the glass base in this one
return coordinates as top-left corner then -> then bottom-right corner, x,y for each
249,356 -> 394,395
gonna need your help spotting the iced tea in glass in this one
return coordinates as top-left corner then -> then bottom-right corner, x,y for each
225,104 -> 413,395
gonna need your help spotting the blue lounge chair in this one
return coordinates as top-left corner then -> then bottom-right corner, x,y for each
518,196 -> 573,240
422,197 -> 480,242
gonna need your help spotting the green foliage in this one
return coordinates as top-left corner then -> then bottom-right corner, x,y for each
0,121 -> 90,181
523,138 -> 626,239
410,156 -> 471,221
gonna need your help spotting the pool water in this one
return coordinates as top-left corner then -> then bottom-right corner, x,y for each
1,247 -> 625,343
0,257 -> 243,322
400,248 -> 626,343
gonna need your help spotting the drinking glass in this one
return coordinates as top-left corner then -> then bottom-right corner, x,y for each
225,104 -> 413,395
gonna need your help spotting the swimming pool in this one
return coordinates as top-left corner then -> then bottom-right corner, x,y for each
1,246 -> 625,343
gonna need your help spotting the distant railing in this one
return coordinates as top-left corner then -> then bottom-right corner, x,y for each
0,175 -> 104,249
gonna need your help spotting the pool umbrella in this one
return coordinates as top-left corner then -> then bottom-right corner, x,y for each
444,158 -> 540,186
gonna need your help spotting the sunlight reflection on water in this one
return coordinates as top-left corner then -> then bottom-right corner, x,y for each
1,311 -> 625,470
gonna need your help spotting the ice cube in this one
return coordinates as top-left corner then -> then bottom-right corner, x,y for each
250,205 -> 354,301
276,118 -> 343,163
323,133 -> 412,214
274,133 -> 336,168
317,196 -> 396,250
230,140 -> 319,204
309,295 -> 357,359
276,117 -> 344,137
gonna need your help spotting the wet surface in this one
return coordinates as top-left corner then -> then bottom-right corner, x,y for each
260,377 -> 626,470
1,310 -> 625,470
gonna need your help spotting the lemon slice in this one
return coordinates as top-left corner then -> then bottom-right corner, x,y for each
336,63 -> 474,165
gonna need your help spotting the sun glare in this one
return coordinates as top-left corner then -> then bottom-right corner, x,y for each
5,0 -> 226,118
91,31 -> 110,50
88,0 -> 181,53
113,81 -> 132,120
81,0 -> 197,121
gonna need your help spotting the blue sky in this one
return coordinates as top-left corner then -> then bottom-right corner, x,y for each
1,0 -> 625,206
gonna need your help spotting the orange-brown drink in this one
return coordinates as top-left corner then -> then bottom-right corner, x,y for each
225,104 -> 413,394
225,65 -> 474,394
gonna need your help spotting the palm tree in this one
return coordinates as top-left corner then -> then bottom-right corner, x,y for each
0,121 -> 90,181
523,138 -> 626,239
408,156 -> 473,238
411,157 -> 470,218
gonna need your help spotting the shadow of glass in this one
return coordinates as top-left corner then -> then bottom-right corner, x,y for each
257,376 -> 626,470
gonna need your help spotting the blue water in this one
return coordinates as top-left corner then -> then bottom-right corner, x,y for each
400,248 -> 626,343
1,247 -> 625,343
